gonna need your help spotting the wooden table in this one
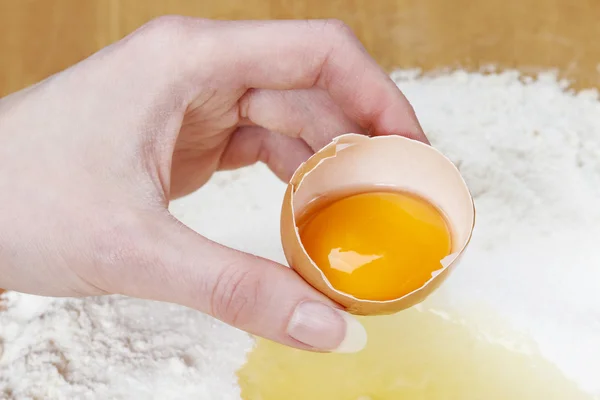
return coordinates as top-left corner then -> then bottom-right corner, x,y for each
1,0 -> 600,97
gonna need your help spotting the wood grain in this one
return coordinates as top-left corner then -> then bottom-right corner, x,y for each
1,0 -> 600,97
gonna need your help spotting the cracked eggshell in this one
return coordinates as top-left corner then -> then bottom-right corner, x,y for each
280,133 -> 475,316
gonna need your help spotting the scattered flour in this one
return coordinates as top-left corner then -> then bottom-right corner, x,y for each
392,69 -> 600,394
1,69 -> 600,398
0,295 -> 253,400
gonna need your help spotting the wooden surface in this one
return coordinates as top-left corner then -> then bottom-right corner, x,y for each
1,0 -> 600,97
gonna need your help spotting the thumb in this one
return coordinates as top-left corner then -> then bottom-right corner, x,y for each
118,215 -> 367,353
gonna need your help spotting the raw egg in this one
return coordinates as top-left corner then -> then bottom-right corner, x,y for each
298,190 -> 453,302
280,134 -> 475,315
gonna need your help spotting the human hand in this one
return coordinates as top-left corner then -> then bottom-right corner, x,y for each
0,17 -> 426,352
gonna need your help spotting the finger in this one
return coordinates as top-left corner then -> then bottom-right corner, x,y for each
219,126 -> 313,182
112,215 -> 367,353
240,88 -> 365,151
137,17 -> 426,143
207,19 -> 427,143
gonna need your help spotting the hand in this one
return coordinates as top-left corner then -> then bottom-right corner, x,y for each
0,17 -> 426,352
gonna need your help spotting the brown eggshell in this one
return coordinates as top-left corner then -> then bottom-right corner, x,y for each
281,134 -> 475,316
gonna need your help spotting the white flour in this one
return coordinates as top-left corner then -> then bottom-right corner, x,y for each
1,69 -> 600,399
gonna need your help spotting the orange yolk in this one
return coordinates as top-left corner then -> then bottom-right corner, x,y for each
299,191 -> 452,301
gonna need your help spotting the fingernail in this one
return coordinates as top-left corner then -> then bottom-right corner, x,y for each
287,301 -> 367,353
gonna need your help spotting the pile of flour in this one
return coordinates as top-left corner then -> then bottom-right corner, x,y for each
1,69 -> 599,399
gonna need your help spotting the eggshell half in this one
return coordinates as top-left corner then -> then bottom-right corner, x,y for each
281,134 -> 475,316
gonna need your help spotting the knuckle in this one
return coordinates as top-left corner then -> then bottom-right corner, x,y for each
113,18 -> 178,64
210,264 -> 262,328
129,15 -> 213,52
322,18 -> 356,40
140,15 -> 192,37
119,15 -> 217,88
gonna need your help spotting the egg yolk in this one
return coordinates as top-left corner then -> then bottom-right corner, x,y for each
298,191 -> 452,301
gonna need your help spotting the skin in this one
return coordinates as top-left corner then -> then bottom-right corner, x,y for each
0,17 -> 427,350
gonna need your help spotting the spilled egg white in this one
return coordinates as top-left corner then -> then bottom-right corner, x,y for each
280,134 -> 476,316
